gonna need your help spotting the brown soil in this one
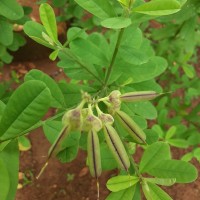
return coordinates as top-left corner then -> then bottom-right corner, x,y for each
15,127 -> 112,200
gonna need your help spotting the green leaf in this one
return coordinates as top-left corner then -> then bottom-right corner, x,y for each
100,143 -> 118,170
165,126 -> 177,140
49,49 -> 59,61
58,83 -> 96,107
67,27 -> 87,42
106,175 -> 139,192
193,148 -> 200,161
0,158 -> 10,200
8,33 -> 26,51
182,64 -> 195,78
121,25 -> 143,49
0,80 -> 51,140
181,152 -> 193,162
0,101 -> 5,121
57,143 -> 79,163
0,141 -> 10,152
168,139 -> 189,148
0,141 -> 19,200
139,142 -> 171,173
131,57 -> 167,83
18,136 -> 31,151
24,21 -> 54,49
0,46 -> 13,64
39,3 -> 58,43
148,160 -> 198,183
88,32 -> 112,61
106,186 -> 135,200
113,56 -> 167,84
119,45 -> 149,65
43,120 -> 62,143
58,49 -> 100,81
52,0 -> 67,7
43,120 -> 81,163
74,0 -> 116,19
70,37 -> 109,66
25,69 -> 65,108
133,0 -> 181,16
43,120 -> 81,151
142,182 -> 172,200
145,178 -> 176,186
101,17 -> 132,29
0,19 -> 13,46
145,129 -> 159,145
129,101 -> 157,120
0,0 -> 24,20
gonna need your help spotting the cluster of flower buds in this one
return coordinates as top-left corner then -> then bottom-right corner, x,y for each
37,90 -> 160,185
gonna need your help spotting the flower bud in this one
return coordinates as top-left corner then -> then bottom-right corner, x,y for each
62,108 -> 82,130
85,114 -> 102,132
99,113 -> 114,125
120,91 -> 159,102
116,110 -> 146,144
109,90 -> 121,108
81,109 -> 102,132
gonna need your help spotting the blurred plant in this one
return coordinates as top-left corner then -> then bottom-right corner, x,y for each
66,173 -> 75,182
0,0 -> 32,66
147,0 -> 200,158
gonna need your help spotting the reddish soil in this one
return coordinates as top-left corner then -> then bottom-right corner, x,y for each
16,128 -> 112,200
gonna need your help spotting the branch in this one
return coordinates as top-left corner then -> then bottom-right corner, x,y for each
104,28 -> 125,86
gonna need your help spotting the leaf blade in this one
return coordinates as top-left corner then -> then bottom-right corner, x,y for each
0,80 -> 51,140
0,141 -> 19,200
101,17 -> 132,29
74,0 -> 116,19
139,142 -> 171,173
133,0 -> 181,16
0,0 -> 24,20
148,160 -> 198,183
25,69 -> 66,108
39,3 -> 58,43
106,175 -> 139,192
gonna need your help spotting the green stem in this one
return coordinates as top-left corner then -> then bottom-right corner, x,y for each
124,142 -> 142,179
61,49 -> 104,85
0,111 -> 66,144
104,28 -> 125,86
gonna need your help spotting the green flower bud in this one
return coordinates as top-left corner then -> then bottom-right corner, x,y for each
62,108 -> 82,130
83,114 -> 102,132
109,90 -> 121,107
95,104 -> 114,125
99,113 -> 114,125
